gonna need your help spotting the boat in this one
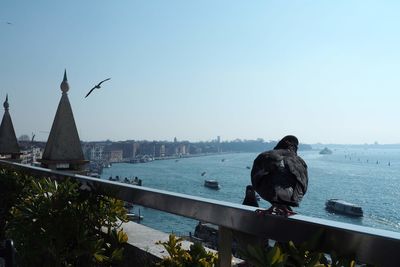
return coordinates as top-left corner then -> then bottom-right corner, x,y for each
204,179 -> 220,190
88,172 -> 100,178
319,147 -> 333,155
325,199 -> 363,217
108,175 -> 120,181
124,201 -> 134,209
127,213 -> 143,222
122,176 -> 142,186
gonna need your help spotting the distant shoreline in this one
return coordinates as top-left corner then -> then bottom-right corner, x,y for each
111,151 -> 239,165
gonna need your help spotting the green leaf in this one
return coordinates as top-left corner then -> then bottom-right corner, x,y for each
94,252 -> 109,263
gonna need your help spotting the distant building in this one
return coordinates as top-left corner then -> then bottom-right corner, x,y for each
0,95 -> 21,161
83,142 -> 106,161
39,70 -> 88,173
104,147 -> 123,163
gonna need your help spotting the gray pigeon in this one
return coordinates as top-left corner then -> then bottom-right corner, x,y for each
251,135 -> 308,216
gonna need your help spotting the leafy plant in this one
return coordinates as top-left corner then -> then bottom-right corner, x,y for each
320,250 -> 356,267
239,242 -> 287,267
240,238 -> 363,267
2,170 -> 129,267
0,169 -> 30,239
280,241 -> 323,267
156,234 -> 218,267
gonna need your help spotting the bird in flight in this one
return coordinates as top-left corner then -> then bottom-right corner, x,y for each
251,135 -> 308,216
85,78 -> 111,98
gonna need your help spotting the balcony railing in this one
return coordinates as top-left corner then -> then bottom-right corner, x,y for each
1,160 -> 400,267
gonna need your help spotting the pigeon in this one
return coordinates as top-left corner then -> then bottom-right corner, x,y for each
85,78 -> 111,98
251,135 -> 308,216
242,185 -> 259,207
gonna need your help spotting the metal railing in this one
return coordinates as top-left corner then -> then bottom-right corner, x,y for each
1,160 -> 400,267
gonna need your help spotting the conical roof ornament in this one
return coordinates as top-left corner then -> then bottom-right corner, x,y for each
40,70 -> 87,173
3,94 -> 9,110
0,94 -> 21,159
60,69 -> 69,93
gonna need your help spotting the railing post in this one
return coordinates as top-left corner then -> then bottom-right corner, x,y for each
218,226 -> 232,267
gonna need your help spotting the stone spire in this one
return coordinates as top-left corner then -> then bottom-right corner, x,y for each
39,70 -> 88,173
60,69 -> 69,93
0,94 -> 21,160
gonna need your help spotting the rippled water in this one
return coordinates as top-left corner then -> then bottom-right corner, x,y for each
101,148 -> 400,234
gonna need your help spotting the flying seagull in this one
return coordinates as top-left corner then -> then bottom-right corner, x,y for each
85,78 -> 111,98
251,135 -> 308,216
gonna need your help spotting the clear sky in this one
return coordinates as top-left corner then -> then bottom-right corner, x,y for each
1,1 -> 400,144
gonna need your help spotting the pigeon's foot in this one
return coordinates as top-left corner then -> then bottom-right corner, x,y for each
275,206 -> 297,217
255,205 -> 296,217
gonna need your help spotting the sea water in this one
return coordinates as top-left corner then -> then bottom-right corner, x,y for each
101,148 -> 400,235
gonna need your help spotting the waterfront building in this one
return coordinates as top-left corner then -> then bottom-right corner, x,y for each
83,142 -> 106,161
0,95 -> 21,162
103,147 -> 123,163
39,70 -> 88,173
153,142 -> 165,158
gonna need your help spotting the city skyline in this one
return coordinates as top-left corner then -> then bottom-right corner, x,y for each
2,1 -> 400,144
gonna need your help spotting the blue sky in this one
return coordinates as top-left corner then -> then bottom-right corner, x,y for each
1,1 -> 400,144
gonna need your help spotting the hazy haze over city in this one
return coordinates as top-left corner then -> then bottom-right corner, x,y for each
2,1 -> 400,144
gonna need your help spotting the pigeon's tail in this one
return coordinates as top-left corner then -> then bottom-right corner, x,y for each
242,185 -> 259,207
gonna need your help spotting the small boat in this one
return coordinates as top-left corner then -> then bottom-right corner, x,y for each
131,176 -> 142,186
319,147 -> 333,155
204,179 -> 220,190
201,171 -> 207,176
325,199 -> 363,217
124,201 -> 134,209
88,172 -> 100,178
123,176 -> 142,186
109,176 -> 118,181
127,213 -> 143,222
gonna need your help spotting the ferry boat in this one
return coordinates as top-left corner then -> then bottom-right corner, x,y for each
204,179 -> 220,190
325,199 -> 363,217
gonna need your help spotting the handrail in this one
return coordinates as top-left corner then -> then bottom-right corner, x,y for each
1,160 -> 400,266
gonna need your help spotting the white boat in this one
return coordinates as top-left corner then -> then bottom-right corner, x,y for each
325,199 -> 363,217
88,172 -> 100,178
204,179 -> 220,190
127,213 -> 143,222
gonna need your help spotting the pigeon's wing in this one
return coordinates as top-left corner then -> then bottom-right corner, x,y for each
97,78 -> 111,86
282,154 -> 308,205
85,87 -> 96,98
284,155 -> 308,193
251,150 -> 284,190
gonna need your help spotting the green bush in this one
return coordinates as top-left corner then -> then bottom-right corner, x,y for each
0,169 -> 129,267
0,169 -> 29,239
240,240 -> 359,267
156,234 -> 218,267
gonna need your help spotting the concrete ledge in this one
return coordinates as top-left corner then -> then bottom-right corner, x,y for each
120,221 -> 244,266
